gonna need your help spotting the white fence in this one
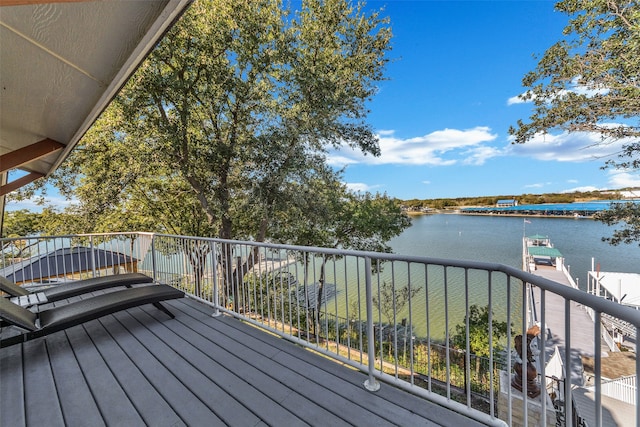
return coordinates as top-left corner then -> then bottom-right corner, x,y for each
586,375 -> 636,405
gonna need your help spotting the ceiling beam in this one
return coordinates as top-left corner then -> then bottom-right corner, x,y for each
0,172 -> 44,196
0,138 -> 64,173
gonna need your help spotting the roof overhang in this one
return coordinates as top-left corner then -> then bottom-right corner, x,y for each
0,0 -> 191,207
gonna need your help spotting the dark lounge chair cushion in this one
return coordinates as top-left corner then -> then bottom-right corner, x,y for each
1,273 -> 154,305
41,273 -> 154,302
0,276 -> 30,297
1,285 -> 184,347
0,298 -> 37,331
38,285 -> 184,332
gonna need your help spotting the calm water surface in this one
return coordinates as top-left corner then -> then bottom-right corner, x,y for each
389,214 -> 640,286
373,214 -> 639,340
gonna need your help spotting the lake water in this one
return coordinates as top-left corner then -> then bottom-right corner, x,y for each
359,214 -> 638,341
389,213 -> 640,287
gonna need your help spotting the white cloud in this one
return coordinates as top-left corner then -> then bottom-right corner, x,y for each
461,145 -> 503,166
345,182 -> 378,193
506,130 -> 627,162
422,180 -> 431,185
524,183 -> 546,189
606,171 -> 640,189
507,92 -> 532,105
327,127 -> 498,167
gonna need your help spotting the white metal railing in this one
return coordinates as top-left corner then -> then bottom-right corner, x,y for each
586,375 -> 636,405
2,232 -> 639,427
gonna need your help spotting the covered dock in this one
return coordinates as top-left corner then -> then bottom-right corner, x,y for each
461,200 -> 640,217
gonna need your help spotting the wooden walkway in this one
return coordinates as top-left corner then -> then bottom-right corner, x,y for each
1,295 -> 483,427
530,265 -> 610,385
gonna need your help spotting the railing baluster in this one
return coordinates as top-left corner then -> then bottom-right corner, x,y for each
444,266 -> 451,401
595,311 -> 602,427
506,275 -> 512,427
363,256 -> 380,392
488,271 -> 494,418
565,299 -> 572,427
464,268 -> 471,408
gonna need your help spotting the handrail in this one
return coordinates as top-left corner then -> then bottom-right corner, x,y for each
148,232 -> 640,327
2,231 -> 639,427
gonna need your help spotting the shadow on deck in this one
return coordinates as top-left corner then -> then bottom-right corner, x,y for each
1,296 -> 483,426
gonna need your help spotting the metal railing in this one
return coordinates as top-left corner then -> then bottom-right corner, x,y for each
2,232 -> 639,427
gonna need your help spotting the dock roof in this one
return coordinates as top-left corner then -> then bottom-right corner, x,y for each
528,246 -> 563,258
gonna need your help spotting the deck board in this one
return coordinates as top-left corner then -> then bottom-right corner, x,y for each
65,325 -> 145,425
82,319 -> 181,426
99,311 -> 225,426
45,329 -> 105,426
0,341 -> 26,427
1,296 -> 487,427
22,339 -> 65,426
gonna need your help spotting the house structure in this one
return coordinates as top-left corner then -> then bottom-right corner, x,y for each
496,199 -> 518,207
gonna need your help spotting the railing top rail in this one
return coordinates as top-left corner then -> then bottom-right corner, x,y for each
152,232 -> 640,327
0,232 -> 154,244
4,231 -> 640,327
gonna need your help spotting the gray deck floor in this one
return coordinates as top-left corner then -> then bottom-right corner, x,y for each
1,295 -> 484,427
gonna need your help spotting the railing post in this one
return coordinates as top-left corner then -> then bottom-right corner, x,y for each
151,234 -> 157,282
210,241 -> 221,317
89,235 -> 97,278
363,256 -> 380,392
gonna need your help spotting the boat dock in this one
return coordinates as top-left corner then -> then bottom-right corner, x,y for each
524,235 -> 638,427
529,264 -> 611,384
524,236 -> 614,386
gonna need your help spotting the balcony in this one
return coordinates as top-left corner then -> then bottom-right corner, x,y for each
1,232 -> 639,426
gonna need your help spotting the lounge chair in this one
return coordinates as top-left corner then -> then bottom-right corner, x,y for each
0,273 -> 154,307
0,284 -> 184,347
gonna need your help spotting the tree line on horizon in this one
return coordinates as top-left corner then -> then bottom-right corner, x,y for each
400,188 -> 634,210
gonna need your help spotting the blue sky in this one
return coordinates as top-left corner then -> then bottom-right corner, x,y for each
6,1 -> 640,213
331,0 -> 640,199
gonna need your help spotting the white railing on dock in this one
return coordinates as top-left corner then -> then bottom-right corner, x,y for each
586,375 -> 636,405
2,232 -> 640,427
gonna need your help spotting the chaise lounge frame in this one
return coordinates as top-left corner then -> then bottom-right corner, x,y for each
0,284 -> 185,348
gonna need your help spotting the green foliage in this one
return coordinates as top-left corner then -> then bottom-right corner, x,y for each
1,209 -> 41,238
509,0 -> 640,145
372,280 -> 421,325
595,202 -> 640,246
409,189 -> 618,210
109,0 -> 392,242
451,304 -> 509,358
508,0 -> 640,244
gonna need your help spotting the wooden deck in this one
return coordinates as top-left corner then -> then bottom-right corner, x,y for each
1,295 -> 483,427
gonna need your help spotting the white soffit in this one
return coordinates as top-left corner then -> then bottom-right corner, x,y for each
0,0 -> 191,194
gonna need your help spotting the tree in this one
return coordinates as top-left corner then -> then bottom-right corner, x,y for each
1,209 -> 41,238
451,304 -> 509,377
595,201 -> 640,245
372,280 -> 421,358
509,0 -> 640,244
111,0 -> 391,243
14,0 -> 401,303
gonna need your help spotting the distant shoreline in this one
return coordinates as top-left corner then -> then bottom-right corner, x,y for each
405,210 -> 595,219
